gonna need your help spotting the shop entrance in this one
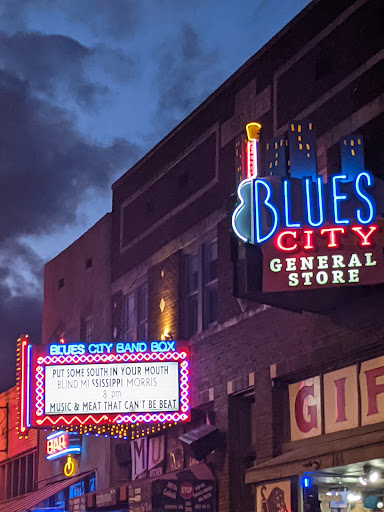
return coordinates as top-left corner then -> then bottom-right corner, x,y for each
302,460 -> 384,512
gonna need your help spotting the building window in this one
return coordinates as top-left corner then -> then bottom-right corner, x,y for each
80,315 -> 93,343
122,282 -> 148,341
182,240 -> 217,338
0,451 -> 36,501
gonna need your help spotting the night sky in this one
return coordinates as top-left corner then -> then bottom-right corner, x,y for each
0,0 -> 310,390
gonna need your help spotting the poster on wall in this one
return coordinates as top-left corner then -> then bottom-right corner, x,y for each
256,480 -> 292,512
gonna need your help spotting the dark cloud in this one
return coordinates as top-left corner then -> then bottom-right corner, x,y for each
0,70 -> 141,242
154,25 -> 223,135
0,32 -> 137,109
0,283 -> 42,390
58,0 -> 140,40
0,0 -> 140,41
0,64 -> 141,389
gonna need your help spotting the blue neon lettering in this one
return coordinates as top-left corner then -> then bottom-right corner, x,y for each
151,341 -> 175,352
304,177 -> 324,227
254,179 -> 279,243
282,180 -> 301,228
354,171 -> 375,224
116,343 -> 124,353
331,174 -> 350,225
49,344 -> 85,356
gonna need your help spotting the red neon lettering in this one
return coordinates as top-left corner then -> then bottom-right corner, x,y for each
334,377 -> 347,423
47,434 -> 68,455
320,227 -> 345,248
351,225 -> 378,246
365,366 -> 384,416
303,230 -> 315,250
247,140 -> 256,178
275,230 -> 298,252
294,383 -> 318,433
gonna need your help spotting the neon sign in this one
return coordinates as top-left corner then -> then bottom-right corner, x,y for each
18,340 -> 190,436
46,431 -> 81,460
232,122 -> 384,293
64,454 -> 78,477
232,172 -> 377,245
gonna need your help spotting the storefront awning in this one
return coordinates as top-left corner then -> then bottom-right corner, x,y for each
246,426 -> 384,484
0,471 -> 94,512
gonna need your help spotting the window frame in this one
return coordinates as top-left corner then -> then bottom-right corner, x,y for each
182,237 -> 218,338
122,281 -> 148,342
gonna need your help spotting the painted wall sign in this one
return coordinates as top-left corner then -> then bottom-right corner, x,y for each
17,338 -> 190,433
289,356 -> 384,441
232,122 -> 384,293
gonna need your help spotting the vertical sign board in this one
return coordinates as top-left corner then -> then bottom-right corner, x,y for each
17,338 -> 190,436
149,435 -> 165,476
131,437 -> 148,481
131,435 -> 166,480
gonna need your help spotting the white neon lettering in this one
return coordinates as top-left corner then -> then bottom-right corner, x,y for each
288,273 -> 299,287
348,269 -> 360,282
365,253 -> 377,266
348,254 -> 362,267
317,255 -> 328,269
286,258 -> 296,271
332,255 -> 345,268
302,272 -> 313,285
300,257 -> 314,270
270,259 -> 282,272
316,271 -> 328,285
332,270 -> 345,283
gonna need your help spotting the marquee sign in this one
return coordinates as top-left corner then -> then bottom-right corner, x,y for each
17,338 -> 190,436
232,122 -> 384,293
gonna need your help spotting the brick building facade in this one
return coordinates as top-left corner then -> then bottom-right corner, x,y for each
30,0 -> 384,511
109,0 -> 384,511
